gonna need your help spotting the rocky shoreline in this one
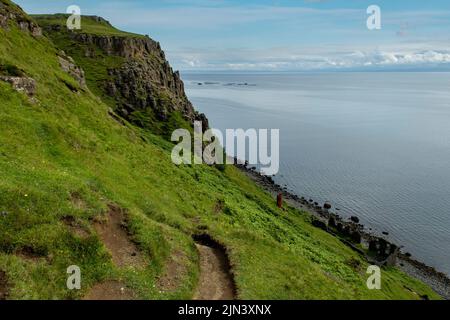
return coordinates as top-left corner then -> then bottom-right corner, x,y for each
236,163 -> 450,300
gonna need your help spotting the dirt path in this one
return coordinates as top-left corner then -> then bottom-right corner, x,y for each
93,205 -> 144,268
193,237 -> 235,300
84,205 -> 143,300
157,250 -> 188,293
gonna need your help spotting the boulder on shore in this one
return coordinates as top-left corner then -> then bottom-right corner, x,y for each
350,216 -> 360,223
312,219 -> 328,231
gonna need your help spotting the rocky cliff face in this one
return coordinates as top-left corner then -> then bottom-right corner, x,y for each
0,1 -> 42,36
38,15 -> 208,135
0,1 -> 39,101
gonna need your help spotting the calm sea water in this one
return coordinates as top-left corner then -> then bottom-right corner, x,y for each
182,72 -> 450,275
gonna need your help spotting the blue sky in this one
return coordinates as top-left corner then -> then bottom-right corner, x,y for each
14,0 -> 450,71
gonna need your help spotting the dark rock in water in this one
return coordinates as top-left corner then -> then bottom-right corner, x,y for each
350,216 -> 360,223
323,202 -> 332,210
309,199 -> 313,203
312,219 -> 328,231
314,202 -> 319,206
382,231 -> 389,236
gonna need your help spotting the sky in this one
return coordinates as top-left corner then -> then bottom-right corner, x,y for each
14,0 -> 450,72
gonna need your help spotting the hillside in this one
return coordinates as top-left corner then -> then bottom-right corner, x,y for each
34,13 -> 208,138
0,0 -> 441,300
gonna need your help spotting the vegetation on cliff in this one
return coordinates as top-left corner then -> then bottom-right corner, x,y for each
0,0 -> 441,299
34,13 -> 206,138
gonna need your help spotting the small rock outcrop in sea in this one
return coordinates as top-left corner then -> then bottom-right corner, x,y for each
368,237 -> 399,266
350,216 -> 360,223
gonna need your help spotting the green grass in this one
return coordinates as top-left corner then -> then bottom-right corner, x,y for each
0,0 -> 442,300
31,14 -> 144,37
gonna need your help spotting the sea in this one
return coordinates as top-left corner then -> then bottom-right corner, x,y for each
182,72 -> 450,275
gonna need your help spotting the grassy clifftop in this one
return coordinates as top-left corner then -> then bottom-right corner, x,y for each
32,14 -> 143,37
0,0 -> 441,299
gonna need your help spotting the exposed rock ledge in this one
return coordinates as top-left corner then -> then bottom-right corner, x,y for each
0,75 -> 36,97
0,2 -> 42,36
58,51 -> 86,88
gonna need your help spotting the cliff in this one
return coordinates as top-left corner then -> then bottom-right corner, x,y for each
34,14 -> 208,136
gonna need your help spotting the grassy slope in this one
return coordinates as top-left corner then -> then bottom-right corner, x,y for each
32,14 -> 144,37
0,2 -> 441,300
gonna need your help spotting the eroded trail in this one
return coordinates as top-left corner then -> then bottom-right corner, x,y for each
93,205 -> 144,268
84,205 -> 142,300
193,236 -> 235,300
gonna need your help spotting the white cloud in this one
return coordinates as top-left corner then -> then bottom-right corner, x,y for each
168,47 -> 450,71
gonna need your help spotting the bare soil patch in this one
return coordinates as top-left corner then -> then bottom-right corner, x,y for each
94,204 -> 144,268
157,249 -> 188,292
15,246 -> 45,262
193,234 -> 235,300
